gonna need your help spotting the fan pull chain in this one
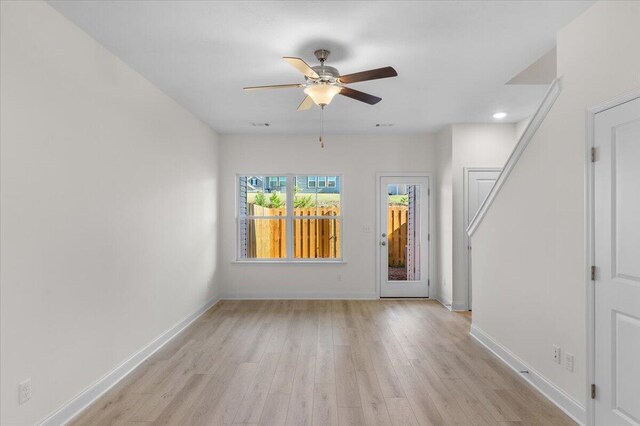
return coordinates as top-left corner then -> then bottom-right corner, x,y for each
319,105 -> 325,148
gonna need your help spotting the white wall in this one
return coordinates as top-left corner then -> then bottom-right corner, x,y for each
451,124 -> 518,309
435,126 -> 453,306
0,2 -> 220,424
471,0 -> 640,407
435,124 -> 518,309
218,134 -> 437,298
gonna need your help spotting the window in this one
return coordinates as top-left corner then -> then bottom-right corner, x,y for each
268,176 -> 278,188
318,176 -> 326,188
238,174 -> 342,261
327,176 -> 337,188
307,176 -> 316,188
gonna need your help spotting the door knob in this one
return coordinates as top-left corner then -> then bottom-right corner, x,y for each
381,233 -> 387,237
381,241 -> 387,246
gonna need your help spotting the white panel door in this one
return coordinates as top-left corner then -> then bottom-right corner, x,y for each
466,169 -> 501,309
594,97 -> 640,426
379,176 -> 430,297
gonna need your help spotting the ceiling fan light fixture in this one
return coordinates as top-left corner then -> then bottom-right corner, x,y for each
304,84 -> 342,106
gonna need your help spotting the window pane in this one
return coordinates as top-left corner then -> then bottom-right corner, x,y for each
239,174 -> 342,261
293,218 -> 341,259
386,184 -> 420,281
240,175 -> 264,216
318,176 -> 340,216
239,218 -> 287,259
294,176 -> 317,216
243,175 -> 287,215
265,175 -> 286,192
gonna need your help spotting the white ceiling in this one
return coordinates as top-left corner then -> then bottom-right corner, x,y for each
48,0 -> 593,135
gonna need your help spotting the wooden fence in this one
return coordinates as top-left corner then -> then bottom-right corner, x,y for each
245,205 -> 408,263
293,207 -> 340,259
245,205 -> 286,258
246,205 -> 340,258
388,206 -> 408,267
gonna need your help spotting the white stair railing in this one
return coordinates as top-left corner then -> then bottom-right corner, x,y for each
467,77 -> 563,237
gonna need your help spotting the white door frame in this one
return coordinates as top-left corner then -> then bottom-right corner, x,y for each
585,89 -> 640,426
463,167 -> 502,311
375,172 -> 435,298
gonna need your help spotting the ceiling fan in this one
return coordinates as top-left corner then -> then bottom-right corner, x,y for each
244,49 -> 397,110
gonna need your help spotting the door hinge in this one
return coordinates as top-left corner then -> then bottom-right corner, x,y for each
591,384 -> 596,399
428,189 -> 431,196
428,234 -> 431,242
591,266 -> 597,281
428,279 -> 430,287
591,147 -> 597,163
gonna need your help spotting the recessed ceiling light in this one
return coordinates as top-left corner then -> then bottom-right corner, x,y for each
493,112 -> 507,119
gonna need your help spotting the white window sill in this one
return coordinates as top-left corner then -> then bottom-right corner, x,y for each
231,260 -> 346,265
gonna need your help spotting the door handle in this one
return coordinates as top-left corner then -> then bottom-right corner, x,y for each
381,241 -> 387,246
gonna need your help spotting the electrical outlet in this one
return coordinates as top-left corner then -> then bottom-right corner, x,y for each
19,379 -> 32,404
565,353 -> 574,372
337,274 -> 342,282
552,345 -> 561,364
362,225 -> 371,234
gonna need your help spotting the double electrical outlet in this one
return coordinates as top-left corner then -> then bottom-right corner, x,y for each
552,345 -> 574,372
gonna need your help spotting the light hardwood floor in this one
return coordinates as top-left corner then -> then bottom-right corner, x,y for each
70,300 -> 576,425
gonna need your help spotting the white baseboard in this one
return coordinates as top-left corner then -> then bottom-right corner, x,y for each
470,324 -> 586,425
433,292 -> 466,311
38,294 -> 222,426
221,292 -> 378,300
434,294 -> 452,310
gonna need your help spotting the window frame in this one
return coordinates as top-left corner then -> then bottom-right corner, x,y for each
307,176 -> 316,188
267,176 -> 278,188
236,173 -> 343,263
327,176 -> 337,188
318,176 -> 327,188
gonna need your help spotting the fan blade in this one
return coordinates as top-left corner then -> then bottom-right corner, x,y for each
283,57 -> 320,79
339,87 -> 382,105
244,83 -> 303,91
338,66 -> 397,84
297,96 -> 314,111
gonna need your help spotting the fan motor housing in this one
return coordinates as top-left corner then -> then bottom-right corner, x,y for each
310,65 -> 339,83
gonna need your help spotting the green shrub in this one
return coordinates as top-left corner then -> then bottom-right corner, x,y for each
294,194 -> 314,208
255,191 -> 265,207
269,191 -> 284,208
